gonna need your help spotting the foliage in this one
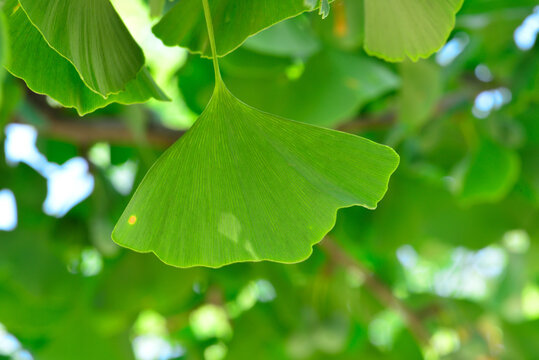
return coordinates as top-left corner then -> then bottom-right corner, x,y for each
1,0 -> 539,359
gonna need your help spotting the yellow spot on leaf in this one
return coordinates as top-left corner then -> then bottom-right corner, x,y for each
128,215 -> 137,225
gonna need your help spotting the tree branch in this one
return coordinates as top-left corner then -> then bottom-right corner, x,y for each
320,237 -> 430,347
14,114 -> 185,148
15,88 -> 472,150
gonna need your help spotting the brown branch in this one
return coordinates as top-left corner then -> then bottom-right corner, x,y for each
320,237 -> 430,347
337,91 -> 472,134
16,114 -> 185,148
16,90 -> 185,148
14,84 -> 474,150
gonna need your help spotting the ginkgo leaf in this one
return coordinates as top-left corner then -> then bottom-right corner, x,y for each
18,0 -> 145,96
456,139 -> 520,204
112,82 -> 399,267
363,0 -> 464,62
3,0 -> 168,116
152,0 -> 324,57
0,11 -> 8,105
113,0 -> 398,268
399,59 -> 442,128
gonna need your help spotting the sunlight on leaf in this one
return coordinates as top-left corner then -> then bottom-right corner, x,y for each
364,0 -> 464,62
114,0 -> 399,267
153,0 -> 326,57
189,304 -> 232,340
113,82 -> 398,267
3,0 -> 168,116
18,0 -> 144,96
522,284 -> 539,319
369,310 -> 403,351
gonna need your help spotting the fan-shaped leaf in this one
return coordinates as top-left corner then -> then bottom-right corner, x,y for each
18,0 -> 145,96
3,0 -> 168,116
364,0 -> 464,62
152,0 -> 321,57
113,82 -> 399,267
456,139 -> 520,204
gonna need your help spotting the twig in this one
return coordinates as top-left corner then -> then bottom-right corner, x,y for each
320,237 -> 430,346
13,114 -> 185,148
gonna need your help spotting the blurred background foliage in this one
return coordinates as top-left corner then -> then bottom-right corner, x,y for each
1,0 -> 539,359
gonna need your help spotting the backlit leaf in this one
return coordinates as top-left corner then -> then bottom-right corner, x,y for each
152,0 -> 321,57
113,82 -> 399,267
18,0 -> 145,96
364,0 -> 464,62
3,0 -> 168,116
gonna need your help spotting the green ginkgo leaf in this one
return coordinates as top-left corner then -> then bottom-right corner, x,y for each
152,0 -> 323,57
363,0 -> 464,62
112,82 -> 399,267
457,139 -> 520,204
18,0 -> 145,96
113,0 -> 399,268
3,0 -> 168,116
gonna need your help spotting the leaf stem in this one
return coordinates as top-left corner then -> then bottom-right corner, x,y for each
202,0 -> 222,84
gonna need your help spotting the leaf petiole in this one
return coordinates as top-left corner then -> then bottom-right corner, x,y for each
201,0 -> 222,84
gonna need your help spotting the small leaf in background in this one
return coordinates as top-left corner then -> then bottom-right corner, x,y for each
18,0 -> 145,96
319,0 -> 330,19
3,0 -> 168,116
363,0 -> 464,62
304,0 -> 318,9
311,0 -> 364,50
243,15 -> 321,58
455,139 -> 520,204
399,59 -> 442,129
149,0 -> 166,18
113,82 -> 399,267
153,0 -> 328,57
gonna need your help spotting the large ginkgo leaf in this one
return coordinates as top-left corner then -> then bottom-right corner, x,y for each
114,0 -> 398,268
113,82 -> 399,267
364,0 -> 464,62
18,0 -> 144,96
153,0 -> 323,57
3,0 -> 168,116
